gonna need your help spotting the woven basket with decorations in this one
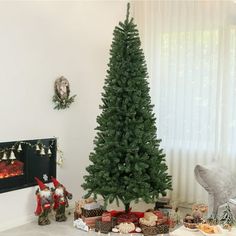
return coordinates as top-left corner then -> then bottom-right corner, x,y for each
156,224 -> 169,234
140,224 -> 159,235
81,208 -> 104,218
140,224 -> 169,235
139,211 -> 170,235
95,218 -> 117,234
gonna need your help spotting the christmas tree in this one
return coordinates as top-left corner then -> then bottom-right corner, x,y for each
219,204 -> 236,226
82,3 -> 172,213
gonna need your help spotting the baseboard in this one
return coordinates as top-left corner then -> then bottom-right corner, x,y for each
0,214 -> 35,232
0,206 -> 74,232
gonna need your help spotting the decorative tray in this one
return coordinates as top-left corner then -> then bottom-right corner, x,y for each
198,224 -> 223,236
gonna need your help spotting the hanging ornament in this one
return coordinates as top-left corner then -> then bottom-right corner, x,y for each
40,147 -> 46,156
17,143 -> 22,152
56,148 -> 64,166
48,148 -> 52,156
9,151 -> 16,164
36,144 -> 40,151
9,151 -> 16,160
2,152 -> 8,160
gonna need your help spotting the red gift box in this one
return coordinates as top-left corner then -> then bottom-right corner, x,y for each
82,216 -> 102,228
102,212 -> 112,222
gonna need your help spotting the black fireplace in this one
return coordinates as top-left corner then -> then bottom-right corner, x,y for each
0,138 -> 56,194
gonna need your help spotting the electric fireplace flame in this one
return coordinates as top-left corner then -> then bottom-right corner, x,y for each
0,160 -> 24,179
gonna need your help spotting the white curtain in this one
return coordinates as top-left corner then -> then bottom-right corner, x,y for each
133,0 -> 236,205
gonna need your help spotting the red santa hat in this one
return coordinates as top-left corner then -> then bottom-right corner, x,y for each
34,177 -> 47,190
51,176 -> 61,188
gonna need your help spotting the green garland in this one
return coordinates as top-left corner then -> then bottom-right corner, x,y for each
52,94 -> 76,110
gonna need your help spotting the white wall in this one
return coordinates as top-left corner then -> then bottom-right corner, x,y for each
0,1 -> 127,231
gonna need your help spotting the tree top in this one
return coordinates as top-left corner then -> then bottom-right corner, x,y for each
126,2 -> 130,22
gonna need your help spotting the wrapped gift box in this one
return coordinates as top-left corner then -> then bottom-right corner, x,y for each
154,197 -> 171,210
81,207 -> 104,217
83,202 -> 101,210
82,216 -> 102,228
102,212 -> 112,222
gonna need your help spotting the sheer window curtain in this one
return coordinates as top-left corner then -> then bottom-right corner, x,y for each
132,0 -> 236,205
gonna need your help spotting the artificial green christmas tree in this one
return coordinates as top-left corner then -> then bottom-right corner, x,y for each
82,3 -> 172,213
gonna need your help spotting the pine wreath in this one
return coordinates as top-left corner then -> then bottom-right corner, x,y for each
52,76 -> 76,110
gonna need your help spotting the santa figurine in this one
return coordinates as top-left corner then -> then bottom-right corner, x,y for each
34,177 -> 53,226
51,176 -> 73,222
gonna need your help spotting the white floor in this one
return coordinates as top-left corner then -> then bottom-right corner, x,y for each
0,202 -> 150,236
1,203 -> 187,236
4,208 -> 236,236
1,213 -> 149,236
1,214 -> 85,236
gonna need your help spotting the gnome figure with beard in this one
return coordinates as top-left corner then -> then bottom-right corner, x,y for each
51,176 -> 72,222
34,177 -> 53,226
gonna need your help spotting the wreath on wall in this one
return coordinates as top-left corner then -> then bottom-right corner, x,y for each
52,76 -> 76,110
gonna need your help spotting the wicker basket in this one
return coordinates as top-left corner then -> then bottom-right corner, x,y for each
156,217 -> 168,225
81,208 -> 104,217
156,224 -> 169,234
140,224 -> 169,235
183,221 -> 198,230
95,218 -> 117,234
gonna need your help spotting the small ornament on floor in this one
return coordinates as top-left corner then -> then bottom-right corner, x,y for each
74,218 -> 89,232
207,214 -> 219,225
183,203 -> 208,230
169,207 -> 181,228
219,203 -> 236,229
51,177 -> 73,222
34,177 -> 53,226
192,203 -> 208,220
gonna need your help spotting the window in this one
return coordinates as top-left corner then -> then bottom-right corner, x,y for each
133,0 -> 236,203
